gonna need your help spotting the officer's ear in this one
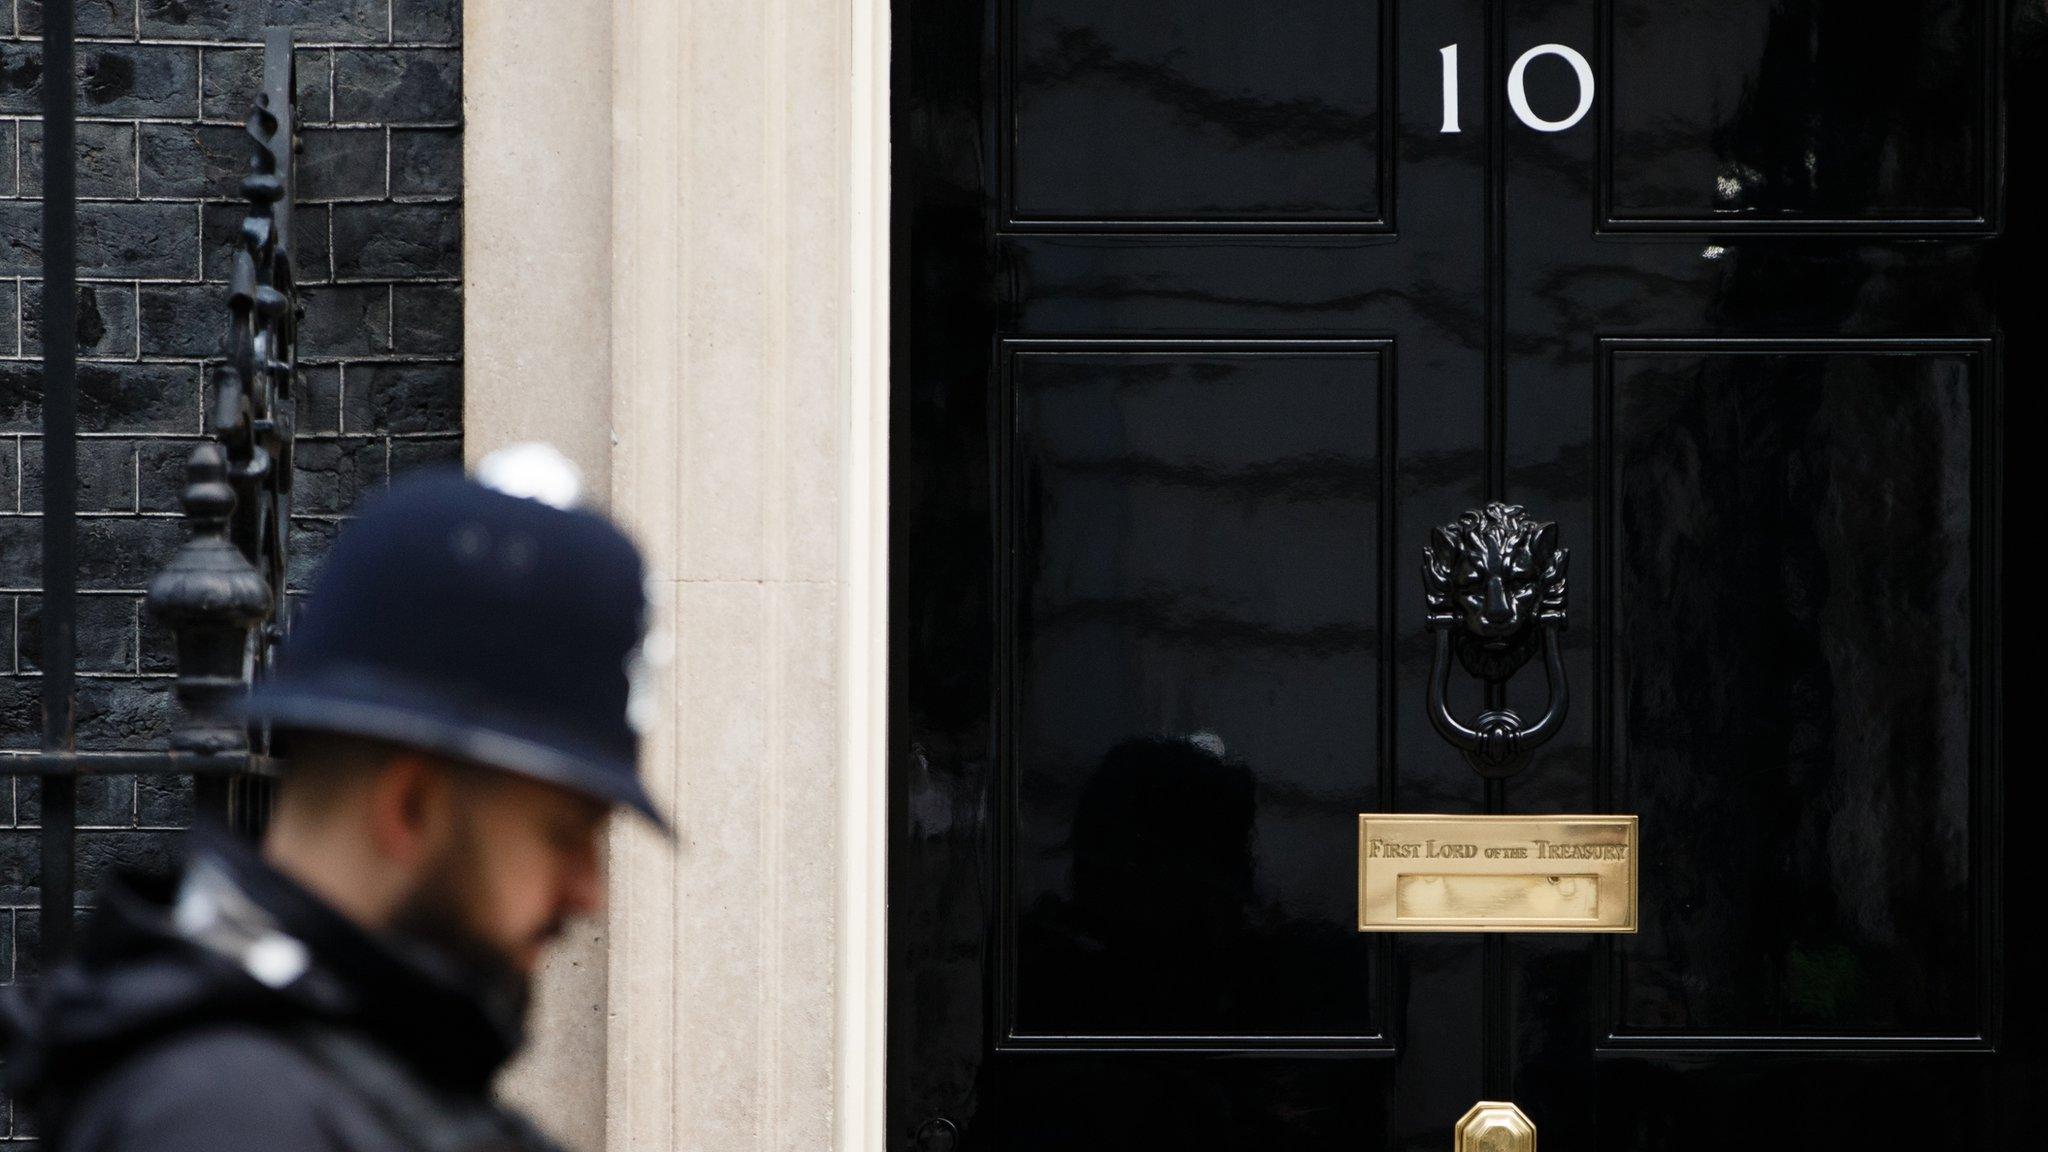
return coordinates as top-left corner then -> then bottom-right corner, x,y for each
367,751 -> 459,865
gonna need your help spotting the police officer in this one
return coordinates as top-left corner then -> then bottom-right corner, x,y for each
1,446 -> 666,1152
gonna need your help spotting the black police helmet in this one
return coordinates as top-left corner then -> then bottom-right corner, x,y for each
242,451 -> 668,831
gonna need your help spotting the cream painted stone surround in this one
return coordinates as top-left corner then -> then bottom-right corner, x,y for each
462,1 -> 890,1150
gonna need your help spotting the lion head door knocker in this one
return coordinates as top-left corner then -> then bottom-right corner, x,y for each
1422,503 -> 1569,778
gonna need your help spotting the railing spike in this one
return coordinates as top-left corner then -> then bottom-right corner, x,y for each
152,26 -> 300,827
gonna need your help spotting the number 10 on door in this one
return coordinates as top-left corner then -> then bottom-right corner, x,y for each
1440,43 -> 1596,134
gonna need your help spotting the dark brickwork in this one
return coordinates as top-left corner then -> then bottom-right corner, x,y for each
0,3 -> 463,1134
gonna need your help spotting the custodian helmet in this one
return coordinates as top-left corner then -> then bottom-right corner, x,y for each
241,448 -> 667,829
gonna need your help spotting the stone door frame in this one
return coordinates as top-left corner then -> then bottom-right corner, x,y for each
463,1 -> 891,1148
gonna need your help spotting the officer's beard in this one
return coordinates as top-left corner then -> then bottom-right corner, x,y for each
386,812 -> 536,1037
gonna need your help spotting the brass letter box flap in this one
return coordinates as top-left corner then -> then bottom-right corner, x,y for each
1358,814 -> 1637,933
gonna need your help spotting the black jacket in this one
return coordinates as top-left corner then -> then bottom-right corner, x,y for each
0,830 -> 565,1152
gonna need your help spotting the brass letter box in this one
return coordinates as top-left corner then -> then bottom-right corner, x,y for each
1357,814 -> 1638,933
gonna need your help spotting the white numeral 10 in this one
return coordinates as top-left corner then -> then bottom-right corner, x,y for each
1439,42 -> 1596,134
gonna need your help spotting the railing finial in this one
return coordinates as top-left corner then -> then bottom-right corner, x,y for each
145,443 -> 272,755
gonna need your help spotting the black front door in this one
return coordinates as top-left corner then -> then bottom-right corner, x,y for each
890,0 -> 2039,1146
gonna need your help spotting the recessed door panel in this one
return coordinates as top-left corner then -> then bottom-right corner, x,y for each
1005,345 -> 1387,1042
1603,344 -> 1988,1040
1005,0 -> 1390,227
1603,0 -> 1993,229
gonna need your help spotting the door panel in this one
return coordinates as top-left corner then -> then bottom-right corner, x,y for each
1606,344 -> 1985,1042
1005,344 -> 1386,1043
894,0 -> 2038,1145
1603,0 -> 1993,228
1005,0 -> 1391,226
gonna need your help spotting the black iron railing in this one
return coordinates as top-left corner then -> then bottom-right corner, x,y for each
3,18 -> 299,965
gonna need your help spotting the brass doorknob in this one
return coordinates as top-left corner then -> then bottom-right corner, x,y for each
1454,1100 -> 1536,1152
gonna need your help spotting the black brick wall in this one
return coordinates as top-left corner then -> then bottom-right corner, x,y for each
0,3 -> 462,1134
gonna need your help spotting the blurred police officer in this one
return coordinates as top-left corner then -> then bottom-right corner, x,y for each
1,445 -> 666,1152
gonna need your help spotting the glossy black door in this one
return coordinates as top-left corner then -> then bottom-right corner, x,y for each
891,0 -> 2041,1146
